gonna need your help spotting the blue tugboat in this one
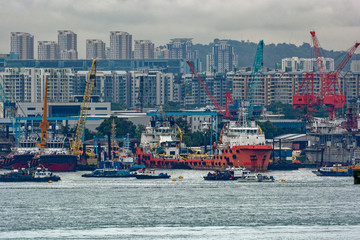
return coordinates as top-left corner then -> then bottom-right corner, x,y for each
0,168 -> 61,182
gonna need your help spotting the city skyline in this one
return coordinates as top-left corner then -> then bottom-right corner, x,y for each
1,0 -> 359,59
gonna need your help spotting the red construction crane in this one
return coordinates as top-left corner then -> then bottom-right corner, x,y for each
224,91 -> 234,119
293,31 -> 359,119
186,60 -> 222,111
293,72 -> 319,113
186,60 -> 234,119
324,42 -> 360,118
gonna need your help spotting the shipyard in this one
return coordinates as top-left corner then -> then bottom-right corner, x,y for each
1,0 -> 360,239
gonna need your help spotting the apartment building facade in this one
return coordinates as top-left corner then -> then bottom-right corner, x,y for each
58,30 -> 78,60
38,41 -> 59,60
134,40 -> 154,59
10,32 -> 34,60
110,31 -> 132,59
86,39 -> 106,60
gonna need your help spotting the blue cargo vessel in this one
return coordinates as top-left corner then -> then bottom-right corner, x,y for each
313,164 -> 360,176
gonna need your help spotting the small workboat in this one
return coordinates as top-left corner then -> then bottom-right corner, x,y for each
203,167 -> 251,181
135,169 -> 171,179
238,173 -> 275,182
0,167 -> 61,182
81,168 -> 135,178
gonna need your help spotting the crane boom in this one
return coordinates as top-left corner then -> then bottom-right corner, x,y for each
70,59 -> 97,154
333,42 -> 360,76
186,60 -> 223,112
38,76 -> 49,149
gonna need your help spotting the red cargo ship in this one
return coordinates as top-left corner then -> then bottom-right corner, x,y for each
135,110 -> 272,171
0,137 -> 77,171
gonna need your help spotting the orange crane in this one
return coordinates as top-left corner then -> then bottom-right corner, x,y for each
186,60 -> 233,118
37,76 -> 49,148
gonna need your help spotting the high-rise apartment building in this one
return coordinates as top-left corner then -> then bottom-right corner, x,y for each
167,38 -> 196,59
0,68 -> 73,103
110,31 -> 132,59
86,39 -> 106,59
10,32 -> 34,60
134,40 -> 154,59
58,30 -> 78,60
351,60 -> 360,72
38,41 -> 59,60
206,40 -> 237,73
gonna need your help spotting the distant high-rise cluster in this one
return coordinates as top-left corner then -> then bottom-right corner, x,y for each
281,57 -> 334,72
9,31 -> 203,63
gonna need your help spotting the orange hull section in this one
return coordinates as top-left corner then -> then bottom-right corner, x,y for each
136,145 -> 272,171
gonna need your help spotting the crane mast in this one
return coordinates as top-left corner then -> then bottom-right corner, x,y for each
70,59 -> 97,155
247,40 -> 264,120
38,76 -> 49,149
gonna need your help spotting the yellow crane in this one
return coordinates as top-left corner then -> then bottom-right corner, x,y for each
70,59 -> 97,156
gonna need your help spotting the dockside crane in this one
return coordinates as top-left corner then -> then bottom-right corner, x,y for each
324,42 -> 360,118
293,31 -> 359,119
186,60 -> 234,118
70,59 -> 97,158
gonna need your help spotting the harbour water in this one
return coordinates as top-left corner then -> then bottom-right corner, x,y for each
0,168 -> 359,239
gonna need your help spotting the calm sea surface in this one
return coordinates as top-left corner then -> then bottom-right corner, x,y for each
0,168 -> 359,239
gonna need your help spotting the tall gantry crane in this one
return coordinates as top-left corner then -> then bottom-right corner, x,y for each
246,40 -> 264,120
324,42 -> 360,118
70,59 -> 97,155
293,31 -> 359,119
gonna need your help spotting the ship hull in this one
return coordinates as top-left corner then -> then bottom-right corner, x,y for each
0,154 -> 35,169
136,145 -> 272,171
36,154 -> 78,171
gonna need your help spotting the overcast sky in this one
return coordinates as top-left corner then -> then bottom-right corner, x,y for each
1,0 -> 359,59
